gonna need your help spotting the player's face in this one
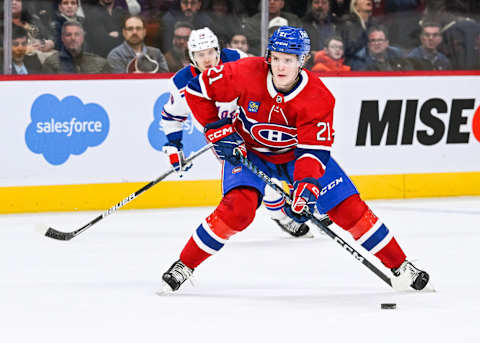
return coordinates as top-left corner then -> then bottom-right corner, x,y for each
59,0 -> 78,18
270,51 -> 300,92
193,47 -> 218,72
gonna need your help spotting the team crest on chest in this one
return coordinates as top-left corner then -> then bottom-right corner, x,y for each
250,123 -> 297,148
247,101 -> 260,113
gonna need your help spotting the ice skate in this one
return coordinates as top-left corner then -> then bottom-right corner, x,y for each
391,260 -> 430,291
272,217 -> 313,238
157,259 -> 194,295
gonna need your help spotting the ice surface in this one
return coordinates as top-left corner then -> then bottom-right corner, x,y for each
1,197 -> 479,342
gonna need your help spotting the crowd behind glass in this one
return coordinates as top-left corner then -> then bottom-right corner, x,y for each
1,0 -> 479,75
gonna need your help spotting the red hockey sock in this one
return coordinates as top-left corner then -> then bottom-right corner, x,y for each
180,237 -> 212,269
179,187 -> 258,269
328,194 -> 406,269
374,238 -> 406,269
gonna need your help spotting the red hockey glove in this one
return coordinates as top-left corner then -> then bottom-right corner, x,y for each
283,178 -> 320,223
162,140 -> 192,177
204,118 -> 246,165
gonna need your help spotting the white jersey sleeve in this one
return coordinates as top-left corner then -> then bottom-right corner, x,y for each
161,76 -> 191,141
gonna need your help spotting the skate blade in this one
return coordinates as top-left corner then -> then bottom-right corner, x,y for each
300,230 -> 315,239
155,281 -> 175,296
422,279 -> 437,293
391,275 -> 437,292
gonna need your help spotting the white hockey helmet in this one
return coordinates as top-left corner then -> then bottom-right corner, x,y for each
187,27 -> 220,67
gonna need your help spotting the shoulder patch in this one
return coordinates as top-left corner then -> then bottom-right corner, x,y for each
247,101 -> 260,113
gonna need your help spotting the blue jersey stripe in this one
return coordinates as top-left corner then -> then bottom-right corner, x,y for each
196,224 -> 224,251
188,77 -> 203,94
362,224 -> 389,251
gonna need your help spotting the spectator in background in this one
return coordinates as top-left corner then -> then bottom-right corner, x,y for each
161,0 -> 213,52
108,15 -> 169,73
83,0 -> 128,57
267,16 -> 289,37
423,0 -> 480,70
382,0 -> 424,51
408,21 -> 451,70
243,0 -> 303,56
11,0 -> 56,60
227,31 -> 252,55
339,0 -> 377,63
115,0 -> 144,15
330,0 -> 351,18
312,35 -> 351,71
164,21 -> 193,72
475,31 -> 480,69
349,25 -> 412,70
302,0 -> 339,55
43,21 -> 112,73
206,0 -> 243,45
0,25 -> 44,74
283,0 -> 308,18
22,0 -> 58,31
440,19 -> 480,70
51,0 -> 85,51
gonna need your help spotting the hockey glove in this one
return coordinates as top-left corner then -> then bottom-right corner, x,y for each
204,117 -> 246,165
283,178 -> 321,223
162,139 -> 192,177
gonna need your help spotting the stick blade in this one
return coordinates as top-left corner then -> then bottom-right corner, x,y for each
44,227 -> 75,241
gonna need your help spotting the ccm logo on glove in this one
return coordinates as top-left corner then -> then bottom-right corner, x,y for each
206,125 -> 234,142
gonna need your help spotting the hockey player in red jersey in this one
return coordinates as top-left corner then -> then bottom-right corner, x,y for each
158,26 -> 430,294
161,27 -> 312,238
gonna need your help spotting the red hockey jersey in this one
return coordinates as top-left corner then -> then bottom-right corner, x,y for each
186,57 -> 335,180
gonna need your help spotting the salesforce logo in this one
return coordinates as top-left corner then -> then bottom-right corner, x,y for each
25,94 -> 109,165
148,92 -> 205,155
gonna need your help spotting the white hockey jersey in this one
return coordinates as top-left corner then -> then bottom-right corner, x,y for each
161,48 -> 246,143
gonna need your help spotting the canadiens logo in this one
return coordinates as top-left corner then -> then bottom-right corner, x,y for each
247,101 -> 260,113
250,123 -> 297,148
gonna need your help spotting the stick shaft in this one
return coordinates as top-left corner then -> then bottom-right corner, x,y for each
237,154 -> 393,287
45,144 -> 213,240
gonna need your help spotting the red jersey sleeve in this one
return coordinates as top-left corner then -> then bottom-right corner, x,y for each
293,77 -> 336,181
185,62 -> 240,128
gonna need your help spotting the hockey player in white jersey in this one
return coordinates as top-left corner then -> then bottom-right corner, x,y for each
160,27 -> 312,238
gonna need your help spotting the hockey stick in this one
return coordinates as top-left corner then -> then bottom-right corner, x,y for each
44,143 -> 213,241
236,153 -> 393,288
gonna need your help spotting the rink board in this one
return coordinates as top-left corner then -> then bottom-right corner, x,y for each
0,73 -> 479,213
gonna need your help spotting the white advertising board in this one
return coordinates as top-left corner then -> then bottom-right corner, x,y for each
0,75 -> 479,188
0,78 -> 220,187
323,75 -> 480,175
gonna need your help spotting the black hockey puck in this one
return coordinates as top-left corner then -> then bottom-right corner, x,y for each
381,303 -> 396,309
